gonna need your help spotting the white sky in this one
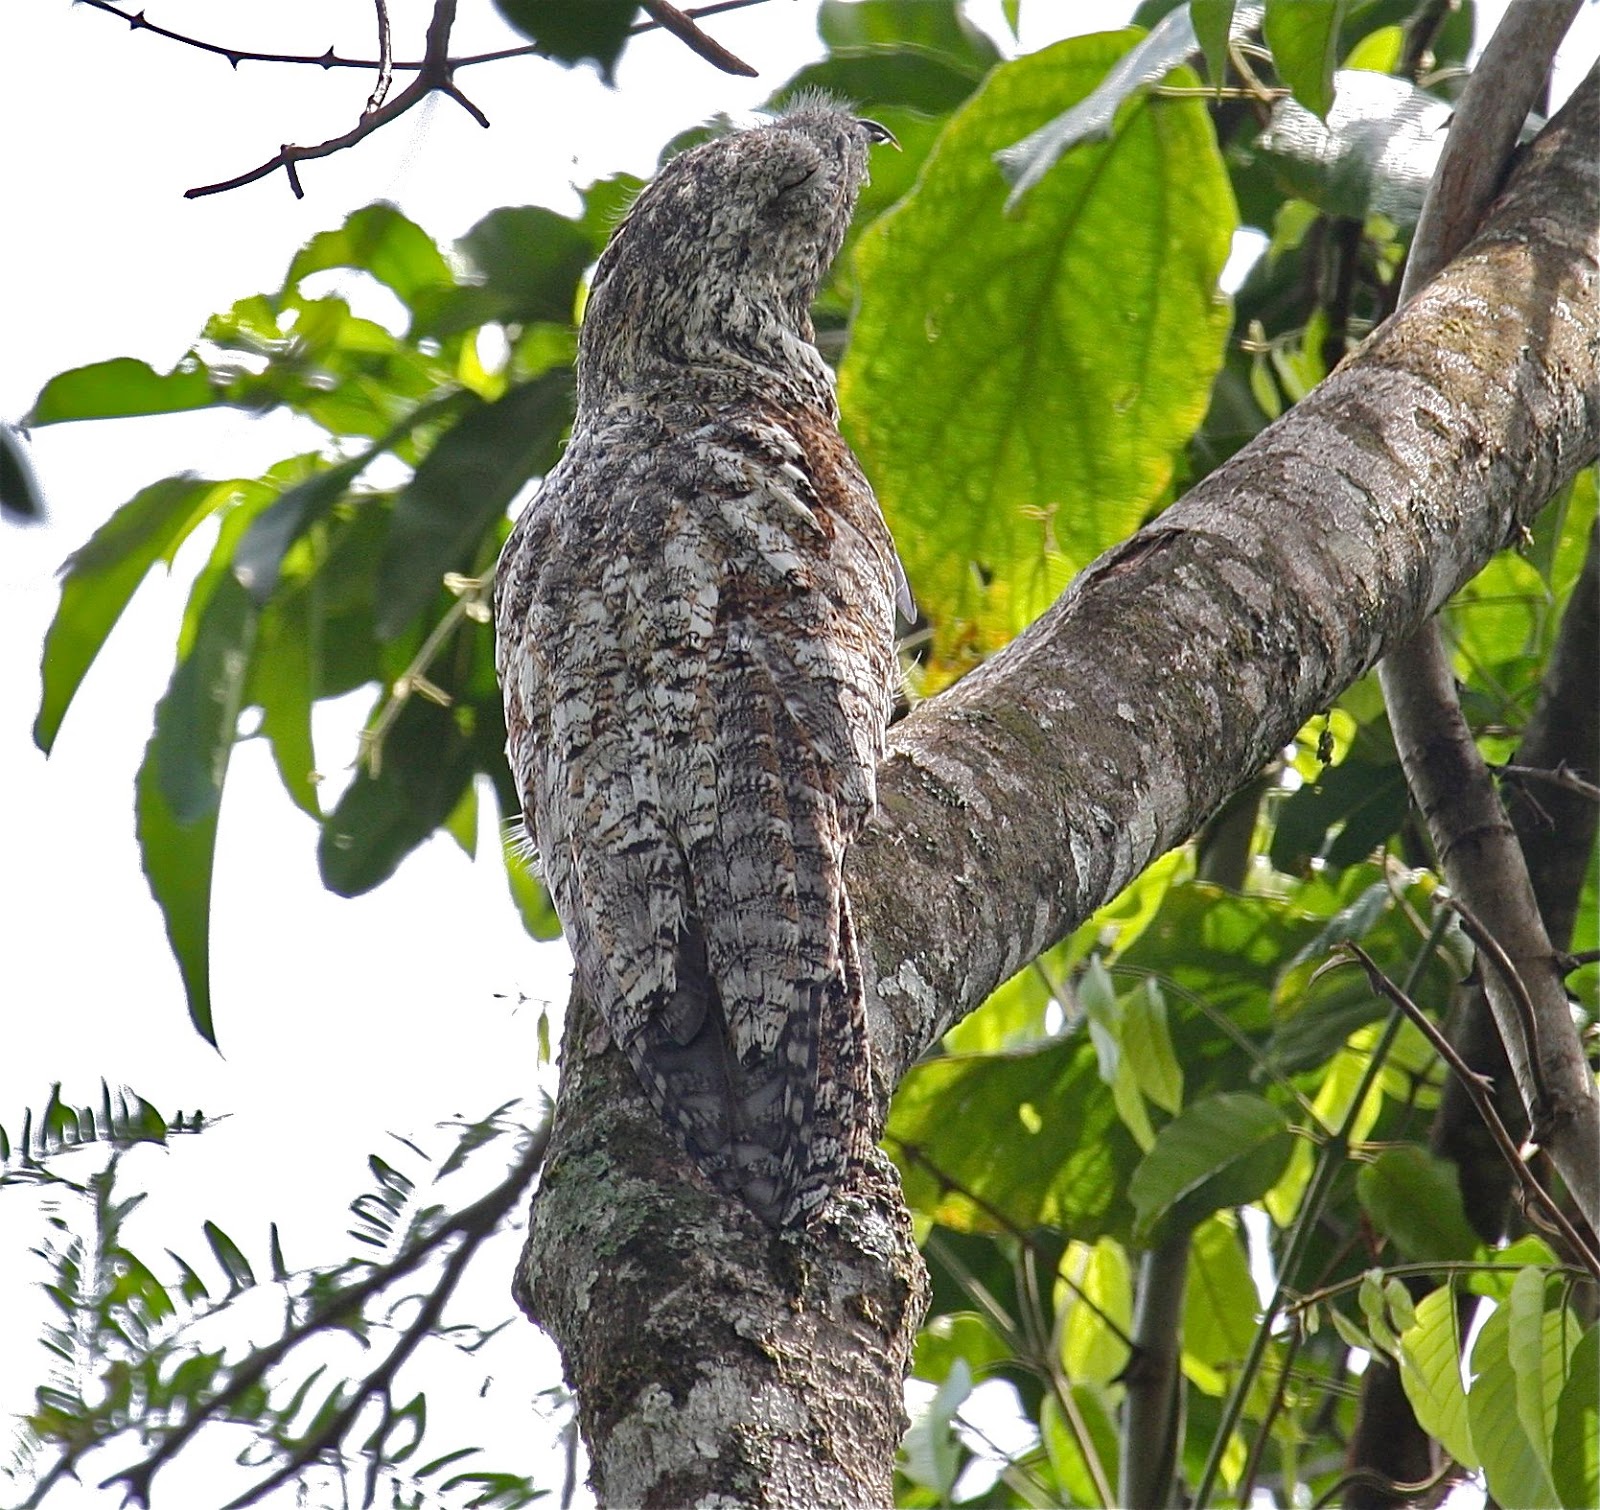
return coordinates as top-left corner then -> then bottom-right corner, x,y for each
2,1 -> 1595,1507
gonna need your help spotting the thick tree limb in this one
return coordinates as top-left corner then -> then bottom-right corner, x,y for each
521,72 -> 1599,1508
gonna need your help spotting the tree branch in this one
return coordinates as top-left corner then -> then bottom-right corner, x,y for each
183,0 -> 486,200
1374,1 -> 1600,1236
79,0 -> 773,74
524,72 -> 1600,1508
638,0 -> 757,76
1342,945 -> 1600,1279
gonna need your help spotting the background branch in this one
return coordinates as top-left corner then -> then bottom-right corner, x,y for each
1375,0 -> 1600,1233
80,0 -> 773,74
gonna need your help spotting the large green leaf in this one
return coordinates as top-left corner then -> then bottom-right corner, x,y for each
1469,1284 -> 1563,1510
377,372 -> 572,638
27,356 -> 220,426
35,476 -> 226,753
1399,1285 -> 1476,1467
1553,1324 -> 1599,1510
1127,1092 -> 1292,1244
1263,0 -> 1345,119
818,0 -> 1001,68
318,699 -> 479,897
155,575 -> 260,824
1356,1146 -> 1480,1264
285,203 -> 454,313
888,1037 -> 1143,1239
842,32 -> 1235,677
489,0 -> 639,80
1181,1215 -> 1258,1394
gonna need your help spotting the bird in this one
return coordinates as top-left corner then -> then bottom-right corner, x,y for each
494,97 -> 909,1227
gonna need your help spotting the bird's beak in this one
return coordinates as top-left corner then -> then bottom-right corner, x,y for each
858,118 -> 901,151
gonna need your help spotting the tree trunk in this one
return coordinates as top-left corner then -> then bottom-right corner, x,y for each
517,72 -> 1600,1507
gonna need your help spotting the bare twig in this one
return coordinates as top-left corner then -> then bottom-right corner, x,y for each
639,0 -> 757,75
1439,896 -> 1553,1125
185,0 -> 486,200
1495,760 -> 1600,803
1340,944 -> 1600,1280
365,0 -> 394,115
79,0 -> 774,74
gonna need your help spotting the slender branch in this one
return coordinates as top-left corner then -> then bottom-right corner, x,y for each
365,0 -> 394,115
78,0 -> 774,73
103,1121 -> 551,1507
1341,944 -> 1600,1279
184,0 -> 486,200
1376,2 -> 1600,1234
1193,912 -> 1449,1509
221,1215 -> 483,1510
1311,1462 -> 1455,1510
639,0 -> 757,75
1495,760 -> 1600,803
1288,1259 -> 1594,1314
1440,896 -> 1552,1125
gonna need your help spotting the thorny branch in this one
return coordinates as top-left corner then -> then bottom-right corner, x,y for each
184,0 -> 486,200
78,0 -> 767,76
1341,944 -> 1600,1280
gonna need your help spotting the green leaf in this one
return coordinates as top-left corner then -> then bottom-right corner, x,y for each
27,356 -> 220,426
137,704 -> 220,1044
35,475 -> 223,752
1182,1215 -> 1258,1394
1127,1092 -> 1293,1244
778,48 -> 987,115
251,593 -> 321,818
901,1355 -> 971,1497
1057,1238 -> 1133,1385
202,1220 -> 255,1296
818,0 -> 1001,68
318,698 -> 478,897
503,824 -> 563,941
1553,1324 -> 1599,1509
1506,1268 -> 1577,1477
1122,978 -> 1183,1115
1356,1146 -> 1480,1263
449,205 -> 597,329
1399,1284 -> 1476,1467
843,32 -> 1234,677
489,0 -> 638,80
1263,0 -> 1345,119
1269,754 -> 1409,871
1470,1290 -> 1560,1510
889,1036 -> 1143,1239
154,575 -> 259,824
286,203 -> 454,311
913,1311 -> 1013,1385
1040,1385 -> 1118,1507
378,372 -> 571,638
233,458 -> 369,609
1191,1 -> 1238,85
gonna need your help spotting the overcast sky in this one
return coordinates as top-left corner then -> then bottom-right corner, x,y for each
2,1 -> 1595,1506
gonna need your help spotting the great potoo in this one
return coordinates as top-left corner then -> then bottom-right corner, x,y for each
494,100 -> 908,1227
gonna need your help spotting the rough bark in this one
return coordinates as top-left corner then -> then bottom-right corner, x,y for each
516,74 -> 1599,1508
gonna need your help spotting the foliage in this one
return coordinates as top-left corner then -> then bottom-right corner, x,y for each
14,2 -> 1598,1507
2,1087 -> 551,1510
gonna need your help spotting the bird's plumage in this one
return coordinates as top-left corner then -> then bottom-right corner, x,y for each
495,103 -> 901,1224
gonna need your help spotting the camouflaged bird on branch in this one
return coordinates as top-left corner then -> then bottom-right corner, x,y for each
494,98 -> 908,1226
